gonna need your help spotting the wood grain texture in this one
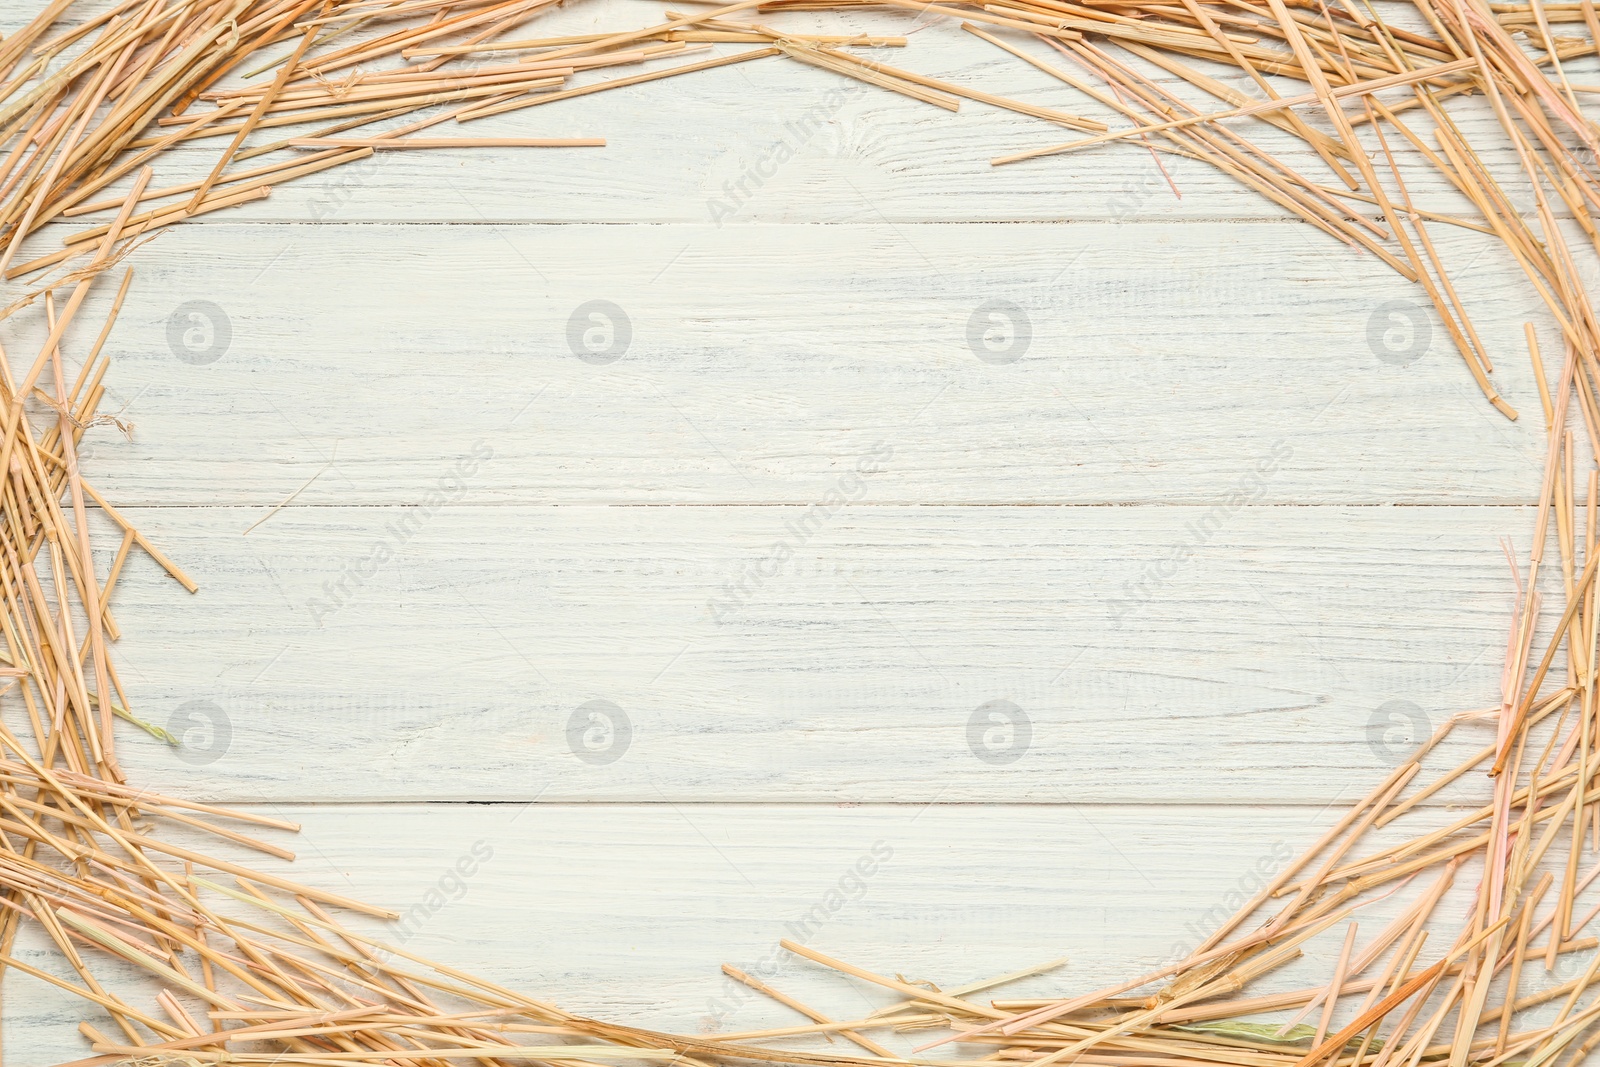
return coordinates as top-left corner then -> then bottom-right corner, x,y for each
33,220 -> 1557,508
101,502 -> 1541,804
2,803 -> 1527,1066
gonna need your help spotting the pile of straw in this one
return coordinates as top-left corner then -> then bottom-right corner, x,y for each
0,0 -> 1598,1064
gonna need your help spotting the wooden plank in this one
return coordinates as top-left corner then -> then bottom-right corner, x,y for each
102,502 -> 1542,804
38,220 -> 1554,508
29,3 -> 1561,224
0,801 -> 1526,1064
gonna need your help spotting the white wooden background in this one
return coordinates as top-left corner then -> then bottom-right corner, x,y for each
2,1 -> 1596,1061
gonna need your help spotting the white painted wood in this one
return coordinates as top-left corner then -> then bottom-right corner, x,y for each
2,0 -> 1586,1060
28,220 -> 1558,508
101,502 -> 1543,804
2,802 -> 1535,1067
